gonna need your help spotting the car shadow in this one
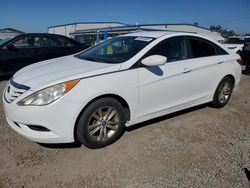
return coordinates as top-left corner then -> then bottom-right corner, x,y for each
146,66 -> 163,76
126,103 -> 208,132
243,168 -> 250,182
242,70 -> 250,75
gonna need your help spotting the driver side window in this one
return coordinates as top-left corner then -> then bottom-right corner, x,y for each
12,36 -> 40,48
147,37 -> 188,62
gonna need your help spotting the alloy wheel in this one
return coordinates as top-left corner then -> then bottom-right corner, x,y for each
87,106 -> 120,142
218,81 -> 232,104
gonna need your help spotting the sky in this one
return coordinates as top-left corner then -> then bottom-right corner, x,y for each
1,0 -> 250,34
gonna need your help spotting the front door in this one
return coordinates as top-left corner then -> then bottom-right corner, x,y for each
136,37 -> 193,121
0,35 -> 42,75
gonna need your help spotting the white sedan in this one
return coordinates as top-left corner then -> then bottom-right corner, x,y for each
3,31 -> 242,148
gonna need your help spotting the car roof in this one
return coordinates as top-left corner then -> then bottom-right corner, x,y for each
17,33 -> 68,37
229,36 -> 250,39
124,31 -> 176,38
123,31 -> 206,39
0,33 -> 82,46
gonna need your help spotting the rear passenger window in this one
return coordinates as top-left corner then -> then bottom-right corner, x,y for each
216,46 -> 228,55
41,36 -> 73,47
148,38 -> 188,62
190,39 -> 216,58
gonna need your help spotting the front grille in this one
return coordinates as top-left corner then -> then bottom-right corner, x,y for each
4,78 -> 30,103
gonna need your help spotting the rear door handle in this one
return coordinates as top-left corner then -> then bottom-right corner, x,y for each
34,48 -> 42,54
218,61 -> 223,64
182,68 -> 192,74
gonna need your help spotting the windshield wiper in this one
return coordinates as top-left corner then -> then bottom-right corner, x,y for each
83,57 -> 111,63
81,56 -> 115,64
83,57 -> 100,62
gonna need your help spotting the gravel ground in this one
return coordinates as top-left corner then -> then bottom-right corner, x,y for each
0,75 -> 250,188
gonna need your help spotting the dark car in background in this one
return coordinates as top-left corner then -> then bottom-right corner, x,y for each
0,33 -> 90,76
241,41 -> 250,74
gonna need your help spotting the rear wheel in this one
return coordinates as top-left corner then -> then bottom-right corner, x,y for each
77,97 -> 125,149
211,77 -> 234,108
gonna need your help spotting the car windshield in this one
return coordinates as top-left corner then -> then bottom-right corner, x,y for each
244,43 -> 250,51
77,36 -> 154,64
0,37 -> 13,45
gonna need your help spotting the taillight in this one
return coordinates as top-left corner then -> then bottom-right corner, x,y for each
236,58 -> 244,65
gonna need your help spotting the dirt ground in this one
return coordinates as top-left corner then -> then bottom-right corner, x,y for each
0,74 -> 249,188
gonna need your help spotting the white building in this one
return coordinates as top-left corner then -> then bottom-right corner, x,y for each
140,24 -> 225,42
48,22 -> 224,43
48,22 -> 126,37
0,28 -> 24,40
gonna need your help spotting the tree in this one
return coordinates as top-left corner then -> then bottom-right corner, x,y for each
210,25 -> 215,30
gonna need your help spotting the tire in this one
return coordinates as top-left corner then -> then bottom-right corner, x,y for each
77,97 -> 126,149
211,77 -> 234,108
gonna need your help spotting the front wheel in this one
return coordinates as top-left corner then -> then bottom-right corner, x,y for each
211,77 -> 234,108
77,98 -> 125,149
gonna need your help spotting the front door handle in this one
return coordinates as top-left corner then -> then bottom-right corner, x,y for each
182,68 -> 192,74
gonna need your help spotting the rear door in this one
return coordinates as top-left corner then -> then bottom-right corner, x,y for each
181,37 -> 229,102
40,35 -> 81,60
0,35 -> 42,75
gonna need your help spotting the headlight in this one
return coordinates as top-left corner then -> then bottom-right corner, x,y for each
17,79 -> 79,106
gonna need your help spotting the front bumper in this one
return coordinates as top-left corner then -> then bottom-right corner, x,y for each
2,92 -> 82,144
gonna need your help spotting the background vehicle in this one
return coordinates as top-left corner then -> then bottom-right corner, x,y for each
223,36 -> 244,53
241,41 -> 250,74
223,36 -> 250,53
3,32 -> 242,148
0,33 -> 90,76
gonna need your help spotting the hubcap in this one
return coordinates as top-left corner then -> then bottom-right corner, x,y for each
218,81 -> 231,104
88,106 -> 120,142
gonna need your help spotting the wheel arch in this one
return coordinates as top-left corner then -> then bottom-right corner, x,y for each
73,93 -> 131,142
225,74 -> 235,87
213,74 -> 236,96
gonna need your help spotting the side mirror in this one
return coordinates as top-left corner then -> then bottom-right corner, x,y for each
141,55 -> 167,66
6,44 -> 17,51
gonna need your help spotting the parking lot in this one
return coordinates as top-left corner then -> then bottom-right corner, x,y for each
0,74 -> 249,188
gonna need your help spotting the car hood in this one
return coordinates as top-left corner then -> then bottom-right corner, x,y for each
13,55 -> 121,90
